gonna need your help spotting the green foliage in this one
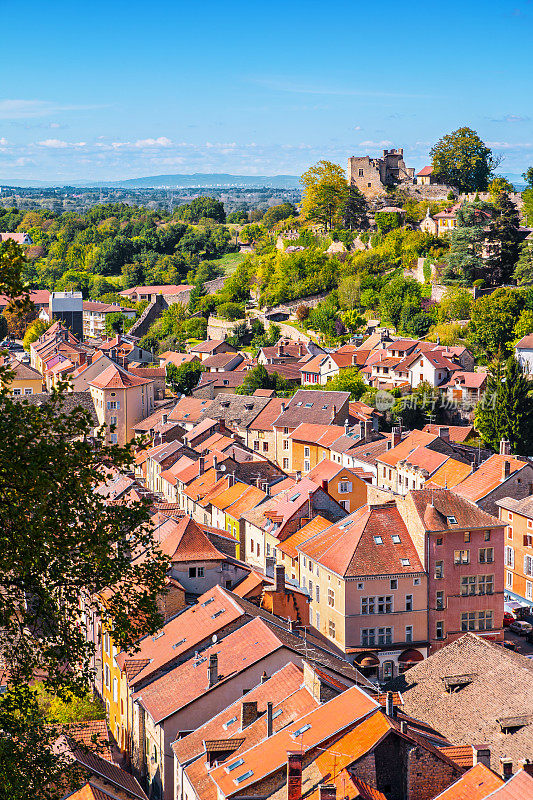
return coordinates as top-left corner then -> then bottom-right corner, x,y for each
240,224 -> 265,244
485,192 -> 521,284
262,203 -> 297,229
422,259 -> 432,283
514,240 -> 533,285
23,318 -> 50,351
307,293 -> 341,339
216,302 -> 245,321
430,127 -> 497,191
175,196 -> 226,224
489,176 -> 514,197
391,381 -> 442,428
402,310 -> 432,338
468,287 -> 525,358
166,360 -> 204,395
342,186 -> 368,231
311,368 -> 366,400
256,249 -> 339,307
300,160 -> 349,231
522,187 -> 533,227
374,211 -> 400,234
428,321 -> 467,346
523,167 -> 533,189
438,286 -> 473,321
34,683 -> 105,724
227,210 -> 249,224
104,312 -> 133,335
474,357 -> 533,454
0,312 -> 8,341
379,276 -> 422,330
445,202 -> 493,283
235,364 -> 293,396
513,309 -> 533,341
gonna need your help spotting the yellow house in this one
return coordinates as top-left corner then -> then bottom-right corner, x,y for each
307,459 -> 368,514
288,424 -> 346,474
100,625 -> 128,750
88,363 -> 155,445
6,358 -> 43,396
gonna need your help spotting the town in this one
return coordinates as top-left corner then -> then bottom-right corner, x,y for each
2,128 -> 533,800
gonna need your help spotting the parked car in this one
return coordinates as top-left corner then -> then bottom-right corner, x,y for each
503,640 -> 517,651
503,611 -> 515,627
509,620 -> 533,635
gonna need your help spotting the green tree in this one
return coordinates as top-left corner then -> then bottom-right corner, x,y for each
374,211 -> 401,234
104,312 -> 131,335
342,186 -> 368,230
262,203 -> 297,229
34,684 -> 105,725
166,360 -> 204,395
445,202 -> 493,283
438,286 -> 473,321
430,127 -> 498,192
474,357 -> 533,454
176,196 -> 226,224
0,247 -> 168,799
486,192 -> 521,285
489,176 -> 514,198
300,161 -> 349,232
0,313 -> 7,341
514,240 -> 533,285
468,288 -> 525,358
379,276 -> 421,330
235,363 -> 293,396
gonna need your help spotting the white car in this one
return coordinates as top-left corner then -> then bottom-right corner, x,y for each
509,620 -> 533,635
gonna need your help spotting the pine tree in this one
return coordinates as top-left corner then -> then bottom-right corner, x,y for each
514,240 -> 533,285
486,192 -> 521,284
445,202 -> 491,282
474,356 -> 533,454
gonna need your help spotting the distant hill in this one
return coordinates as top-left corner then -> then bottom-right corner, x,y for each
0,173 -> 302,189
110,173 -> 301,189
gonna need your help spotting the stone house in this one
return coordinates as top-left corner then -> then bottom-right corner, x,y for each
347,148 -> 415,198
88,363 -> 155,445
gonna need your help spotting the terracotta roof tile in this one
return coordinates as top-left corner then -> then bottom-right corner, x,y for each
155,515 -> 227,563
453,455 -> 526,502
432,763 -> 504,799
423,424 -> 474,443
378,430 -> 438,467
425,459 -> 473,489
277,516 -> 331,560
88,363 -> 153,389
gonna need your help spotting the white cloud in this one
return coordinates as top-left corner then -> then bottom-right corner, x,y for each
487,141 -> 533,150
0,99 -> 105,119
37,139 -> 86,148
359,140 -> 393,148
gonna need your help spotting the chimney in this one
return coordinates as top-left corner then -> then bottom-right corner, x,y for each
295,470 -> 302,482
438,426 -> 449,443
321,479 -> 328,492
500,439 -> 511,455
288,619 -> 296,634
364,418 -> 373,440
213,455 -> 217,470
471,461 -> 477,474
162,413 -> 168,425
503,460 -> 511,481
198,456 -> 205,475
207,653 -> 218,687
385,691 -> 394,718
331,404 -> 336,422
344,420 -> 350,435
261,670 -> 269,684
392,426 -> 402,448
267,701 -> 273,737
241,700 -> 258,729
228,472 -> 235,488
319,786 -> 336,800
400,721 -> 407,734
279,343 -> 284,356
473,745 -> 491,768
218,419 -> 225,432
521,759 -> 533,777
275,564 -> 285,593
287,752 -> 303,800
501,758 -> 513,780
281,402 -> 286,412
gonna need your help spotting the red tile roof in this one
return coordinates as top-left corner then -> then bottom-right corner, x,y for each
121,283 -> 191,296
453,454 -> 527,503
156,515 -> 227,563
298,504 -> 424,578
422,424 -> 474,443
277,516 -> 331,560
377,430 -> 437,467
88,363 -> 154,389
432,763 -> 503,800
417,166 -> 433,176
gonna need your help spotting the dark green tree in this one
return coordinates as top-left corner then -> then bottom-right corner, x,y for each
474,357 -> 533,454
342,186 -> 368,230
262,203 -> 297,229
166,360 -> 204,395
0,248 -> 168,799
445,202 -> 493,283
485,192 -> 521,284
430,127 -> 498,192
514,240 -> 533,285
176,196 -> 226,224
468,288 -> 525,358
379,276 -> 422,330
235,364 -> 293,396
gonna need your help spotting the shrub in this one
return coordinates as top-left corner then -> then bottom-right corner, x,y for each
216,302 -> 245,321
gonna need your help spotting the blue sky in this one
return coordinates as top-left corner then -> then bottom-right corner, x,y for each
1,0 -> 532,182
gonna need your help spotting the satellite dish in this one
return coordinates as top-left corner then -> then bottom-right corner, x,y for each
212,634 -> 218,643
219,465 -> 226,472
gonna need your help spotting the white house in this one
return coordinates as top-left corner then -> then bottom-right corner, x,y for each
516,335 -> 533,375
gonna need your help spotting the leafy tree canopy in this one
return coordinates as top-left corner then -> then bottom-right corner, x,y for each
474,357 -> 533,454
430,127 -> 498,192
300,160 -> 349,232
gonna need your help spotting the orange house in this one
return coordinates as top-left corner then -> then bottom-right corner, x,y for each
288,424 -> 346,474
307,459 -> 369,514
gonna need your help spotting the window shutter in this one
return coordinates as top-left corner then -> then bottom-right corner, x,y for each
107,401 -> 111,410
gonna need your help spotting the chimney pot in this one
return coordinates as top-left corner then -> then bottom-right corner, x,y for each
275,564 -> 285,594
501,758 -> 513,780
261,670 -> 269,684
392,426 -> 402,448
213,455 -> 217,470
162,413 -> 168,425
267,701 -> 273,737
296,471 -> 302,482
521,759 -> 533,777
385,691 -> 394,718
344,420 -> 350,435
207,653 -> 218,687
199,456 -> 205,475
438,426 -> 449,443
473,745 -> 491,768
241,700 -> 258,729
287,751 -> 303,800
500,439 -> 511,456
503,460 -> 511,481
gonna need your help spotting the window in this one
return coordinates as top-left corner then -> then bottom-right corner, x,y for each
405,594 -> 413,612
374,536 -> 383,545
461,610 -> 493,632
12,388 -> 21,396
253,441 -> 259,451
113,677 -> 118,703
436,621 -> 444,639
188,567 -> 197,578
304,460 -> 310,472
24,388 -> 32,395
283,439 -> 289,450
357,581 -> 364,590
400,558 -> 410,567
378,627 -> 392,645
405,625 -> 413,643
382,660 -> 394,680
339,481 -> 351,494
283,427 -> 289,435
435,561 -> 443,579
525,555 -> 533,577
362,628 -> 375,646
358,168 -> 364,177
413,577 -> 421,586
304,446 -> 310,458
110,416 -> 117,425
328,588 -> 335,608
107,401 -> 120,410
283,458 -> 289,470
506,570 -> 513,589
436,590 -> 444,609
104,664 -> 110,688
505,546 -> 514,568
454,550 -> 470,565
315,585 -> 320,602
315,611 -> 320,629
479,547 -> 494,563
436,537 -> 443,546
377,596 -> 392,614
197,567 -> 204,577
361,597 -> 375,615
390,579 -> 398,590
464,532 -> 471,543
392,534 -> 401,544
109,433 -> 118,444
328,620 -> 336,639
308,579 -> 313,597
484,531 -> 491,541
527,581 -> 533,601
